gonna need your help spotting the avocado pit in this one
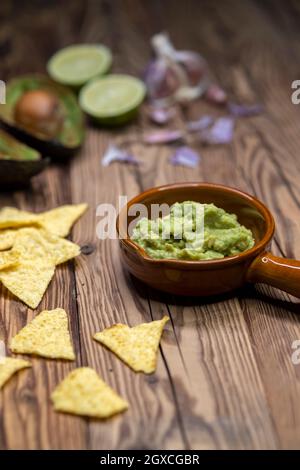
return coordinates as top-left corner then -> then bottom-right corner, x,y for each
14,89 -> 64,139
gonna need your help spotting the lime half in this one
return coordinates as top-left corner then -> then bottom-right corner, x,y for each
79,74 -> 146,125
47,44 -> 112,87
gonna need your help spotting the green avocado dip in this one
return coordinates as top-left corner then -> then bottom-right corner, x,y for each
131,201 -> 255,261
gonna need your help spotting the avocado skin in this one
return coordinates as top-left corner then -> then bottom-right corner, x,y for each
0,158 -> 49,187
0,75 -> 85,159
0,121 -> 81,159
0,128 -> 48,187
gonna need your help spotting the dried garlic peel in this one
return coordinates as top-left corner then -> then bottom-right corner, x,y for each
51,367 -> 128,418
94,316 -> 169,374
0,357 -> 31,389
10,308 -> 75,360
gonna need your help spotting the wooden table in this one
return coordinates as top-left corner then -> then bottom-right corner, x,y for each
1,0 -> 300,450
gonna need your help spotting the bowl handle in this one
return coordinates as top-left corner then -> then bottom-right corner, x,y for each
247,251 -> 300,298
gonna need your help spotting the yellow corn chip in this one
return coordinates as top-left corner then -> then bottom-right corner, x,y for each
39,230 -> 81,265
0,263 -> 55,309
0,250 -> 19,270
10,308 -> 75,360
0,229 -> 17,250
0,207 -> 39,230
94,316 -> 169,374
0,204 -> 87,237
13,228 -> 80,265
0,357 -> 31,389
51,367 -> 128,418
0,228 -> 80,309
38,204 -> 88,237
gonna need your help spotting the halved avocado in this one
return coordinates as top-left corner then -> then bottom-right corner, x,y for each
0,129 -> 48,187
0,75 -> 85,159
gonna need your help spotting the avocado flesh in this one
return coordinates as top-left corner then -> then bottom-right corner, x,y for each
0,129 -> 40,161
0,129 -> 48,186
0,75 -> 84,158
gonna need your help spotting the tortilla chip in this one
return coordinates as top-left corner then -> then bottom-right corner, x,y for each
38,230 -> 81,265
0,229 -> 18,250
0,357 -> 31,389
13,228 -> 80,265
0,228 -> 80,309
0,263 -> 55,309
94,316 -> 169,374
0,250 -> 19,271
10,308 -> 75,360
0,204 -> 87,237
38,204 -> 88,237
51,367 -> 128,418
0,207 -> 39,230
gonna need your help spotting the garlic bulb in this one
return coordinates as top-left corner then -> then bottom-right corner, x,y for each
144,33 -> 209,105
144,58 -> 181,102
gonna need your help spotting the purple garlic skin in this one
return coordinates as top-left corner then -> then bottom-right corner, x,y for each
144,58 -> 181,103
148,107 -> 175,125
170,146 -> 200,168
200,117 -> 234,145
102,144 -> 140,166
228,102 -> 263,117
205,84 -> 227,105
175,50 -> 207,87
144,129 -> 183,144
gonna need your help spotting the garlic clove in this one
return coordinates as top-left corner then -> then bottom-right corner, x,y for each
148,107 -> 175,125
144,58 -> 181,103
143,129 -> 184,144
205,83 -> 227,105
175,51 -> 207,87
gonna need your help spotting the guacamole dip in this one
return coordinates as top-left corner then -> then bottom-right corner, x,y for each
131,201 -> 254,260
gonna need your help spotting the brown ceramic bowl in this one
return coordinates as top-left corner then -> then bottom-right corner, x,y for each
117,183 -> 300,297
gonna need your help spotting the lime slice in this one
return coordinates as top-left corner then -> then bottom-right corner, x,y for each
79,74 -> 146,125
47,44 -> 112,87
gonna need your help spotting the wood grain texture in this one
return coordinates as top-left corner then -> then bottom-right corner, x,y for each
0,0 -> 300,449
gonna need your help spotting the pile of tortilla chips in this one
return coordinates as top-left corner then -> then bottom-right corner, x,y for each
0,203 -> 172,421
0,204 -> 87,309
1,311 -> 169,419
